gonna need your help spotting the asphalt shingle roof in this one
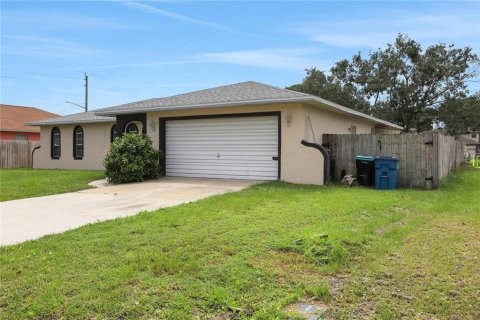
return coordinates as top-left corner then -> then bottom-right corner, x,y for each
0,104 -> 58,132
95,81 -> 310,114
26,111 -> 115,126
92,81 -> 402,129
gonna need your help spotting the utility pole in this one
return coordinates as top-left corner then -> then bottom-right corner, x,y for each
84,72 -> 88,112
65,72 -> 89,112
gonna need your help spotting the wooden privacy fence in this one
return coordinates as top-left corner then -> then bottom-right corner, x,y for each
323,132 -> 464,189
0,141 -> 39,168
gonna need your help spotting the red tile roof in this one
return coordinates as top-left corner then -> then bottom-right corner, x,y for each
0,104 -> 58,133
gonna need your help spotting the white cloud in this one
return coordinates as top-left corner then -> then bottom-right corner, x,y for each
194,48 -> 330,70
1,35 -> 103,59
117,1 -> 264,38
87,47 -> 330,71
119,1 -> 233,31
294,9 -> 480,50
86,59 -> 199,70
1,11 -> 129,30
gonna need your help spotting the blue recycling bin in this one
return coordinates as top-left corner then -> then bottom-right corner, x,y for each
374,156 -> 399,190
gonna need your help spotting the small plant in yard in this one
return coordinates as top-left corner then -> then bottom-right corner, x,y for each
104,133 -> 163,183
471,155 -> 480,168
305,281 -> 330,301
277,234 -> 347,266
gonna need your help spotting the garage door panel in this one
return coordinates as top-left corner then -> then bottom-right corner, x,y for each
165,150 -> 277,157
167,164 -> 277,172
167,158 -> 277,165
166,146 -> 277,152
167,168 -> 278,178
166,124 -> 277,132
165,115 -> 279,180
167,140 -> 278,146
167,135 -> 278,142
167,130 -> 278,137
167,172 -> 278,181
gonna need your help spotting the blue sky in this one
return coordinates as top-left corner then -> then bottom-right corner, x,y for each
1,0 -> 479,115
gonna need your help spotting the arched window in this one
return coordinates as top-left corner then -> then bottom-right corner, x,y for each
110,124 -> 118,143
73,126 -> 84,159
126,122 -> 139,134
51,127 -> 61,159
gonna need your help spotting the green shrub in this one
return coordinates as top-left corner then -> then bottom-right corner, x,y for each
471,156 -> 480,168
104,133 -> 163,183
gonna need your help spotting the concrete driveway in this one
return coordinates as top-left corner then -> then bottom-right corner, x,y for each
0,177 -> 256,246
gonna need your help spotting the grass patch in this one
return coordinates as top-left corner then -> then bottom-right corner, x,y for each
0,168 -> 479,319
0,169 -> 104,201
305,281 -> 330,301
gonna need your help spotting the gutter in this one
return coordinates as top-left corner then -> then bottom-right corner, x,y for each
25,119 -> 116,126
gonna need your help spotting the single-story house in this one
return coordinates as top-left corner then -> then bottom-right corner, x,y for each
28,81 -> 402,185
0,104 -> 58,141
459,132 -> 480,160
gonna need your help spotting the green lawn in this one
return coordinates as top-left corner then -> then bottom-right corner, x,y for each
1,168 -> 479,319
0,169 -> 105,201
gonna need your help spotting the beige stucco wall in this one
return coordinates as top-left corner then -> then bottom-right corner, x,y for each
33,122 -> 114,170
146,102 -> 399,185
300,105 -> 400,184
33,102 -> 400,184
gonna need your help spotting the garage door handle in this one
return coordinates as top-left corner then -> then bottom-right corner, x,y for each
272,156 -> 279,160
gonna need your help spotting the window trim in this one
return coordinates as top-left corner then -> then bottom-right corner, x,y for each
73,126 -> 84,160
51,127 -> 61,159
110,124 -> 118,143
126,122 -> 139,134
15,134 -> 28,141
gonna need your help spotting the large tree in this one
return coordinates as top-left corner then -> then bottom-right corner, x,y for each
286,68 -> 371,113
289,34 -> 479,132
437,93 -> 480,136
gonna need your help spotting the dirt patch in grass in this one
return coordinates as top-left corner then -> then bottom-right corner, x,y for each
284,298 -> 328,319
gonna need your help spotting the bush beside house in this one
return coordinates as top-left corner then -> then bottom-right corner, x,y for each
104,134 -> 162,183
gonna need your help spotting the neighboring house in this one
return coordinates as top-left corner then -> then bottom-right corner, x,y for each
459,131 -> 480,160
28,81 -> 402,185
0,104 -> 58,141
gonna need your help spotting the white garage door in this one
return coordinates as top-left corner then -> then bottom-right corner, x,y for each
165,115 -> 279,180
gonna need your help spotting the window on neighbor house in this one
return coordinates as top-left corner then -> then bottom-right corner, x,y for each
51,127 -> 61,159
73,126 -> 84,159
110,124 -> 118,143
126,122 -> 139,134
15,134 -> 27,141
472,133 -> 477,139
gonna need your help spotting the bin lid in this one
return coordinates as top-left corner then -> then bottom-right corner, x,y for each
375,156 -> 399,161
355,155 -> 375,161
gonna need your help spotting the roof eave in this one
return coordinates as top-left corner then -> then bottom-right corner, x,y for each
306,97 -> 403,130
25,119 -> 116,126
93,97 -> 309,116
0,128 -> 40,133
94,95 -> 402,131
